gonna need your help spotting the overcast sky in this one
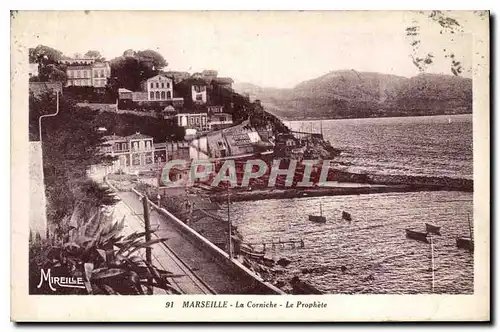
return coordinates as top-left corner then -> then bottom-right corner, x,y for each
15,11 -> 480,88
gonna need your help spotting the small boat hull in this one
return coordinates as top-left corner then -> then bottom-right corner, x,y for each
456,237 -> 474,251
405,229 -> 429,243
425,223 -> 441,235
309,215 -> 326,223
240,248 -> 265,259
342,211 -> 352,221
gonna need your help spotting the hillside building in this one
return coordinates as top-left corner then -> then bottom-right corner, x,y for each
62,57 -> 111,88
141,74 -> 174,101
175,112 -> 209,131
94,132 -> 155,173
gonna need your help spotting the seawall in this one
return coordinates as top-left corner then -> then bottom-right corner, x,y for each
130,188 -> 284,295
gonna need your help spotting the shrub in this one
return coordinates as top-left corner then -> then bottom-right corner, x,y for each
30,203 -> 182,295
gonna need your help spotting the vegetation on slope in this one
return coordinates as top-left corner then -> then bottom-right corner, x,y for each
234,71 -> 472,120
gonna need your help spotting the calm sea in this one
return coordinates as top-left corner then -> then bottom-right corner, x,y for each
285,114 -> 473,180
228,115 -> 474,294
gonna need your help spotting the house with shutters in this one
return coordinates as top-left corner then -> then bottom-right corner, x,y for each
61,57 -> 111,88
90,132 -> 155,174
141,74 -> 174,101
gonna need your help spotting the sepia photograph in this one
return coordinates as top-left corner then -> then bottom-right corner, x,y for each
10,9 -> 490,322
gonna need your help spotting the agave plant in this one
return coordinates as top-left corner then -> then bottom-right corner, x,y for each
30,203 -> 182,295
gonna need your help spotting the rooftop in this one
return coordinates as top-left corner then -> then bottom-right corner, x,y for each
143,74 -> 174,83
102,134 -> 125,141
126,132 -> 153,140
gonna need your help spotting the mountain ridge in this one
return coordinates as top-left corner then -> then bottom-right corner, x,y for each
234,71 -> 472,120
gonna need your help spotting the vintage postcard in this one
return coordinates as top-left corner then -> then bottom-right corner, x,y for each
11,10 -> 490,322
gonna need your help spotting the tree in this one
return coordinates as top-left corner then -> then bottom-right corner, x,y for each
85,50 -> 103,60
29,45 -> 68,82
109,56 -> 145,91
109,49 -> 168,91
136,49 -> 168,70
29,44 -> 63,64
39,64 -> 67,84
29,204 -> 182,295
93,110 -> 185,142
29,92 -> 117,220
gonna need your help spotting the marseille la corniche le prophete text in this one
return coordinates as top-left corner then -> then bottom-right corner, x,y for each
180,300 -> 327,309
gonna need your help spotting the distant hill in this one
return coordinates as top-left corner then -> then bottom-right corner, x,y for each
233,71 -> 472,120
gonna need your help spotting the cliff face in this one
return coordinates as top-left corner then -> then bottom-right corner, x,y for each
234,71 -> 472,120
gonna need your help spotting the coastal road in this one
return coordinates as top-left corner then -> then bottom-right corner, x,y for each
116,191 -> 259,294
114,198 -> 214,294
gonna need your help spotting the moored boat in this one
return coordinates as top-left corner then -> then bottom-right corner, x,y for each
309,215 -> 326,223
405,229 -> 429,243
241,249 -> 265,259
456,214 -> 474,251
240,243 -> 266,259
342,211 -> 352,221
425,223 -> 441,235
309,201 -> 326,223
456,237 -> 474,251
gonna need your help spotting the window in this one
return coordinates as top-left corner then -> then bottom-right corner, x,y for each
189,117 -> 194,125
155,91 -> 160,99
151,82 -> 154,89
156,82 -> 159,88
195,117 -> 200,124
76,70 -> 80,78
161,82 -> 164,88
150,92 -> 154,100
83,71 -> 88,78
167,91 -> 171,99
100,69 -> 104,78
167,82 -> 170,88
161,91 -> 165,100
145,154 -> 153,164
196,94 -> 203,101
132,154 -> 141,166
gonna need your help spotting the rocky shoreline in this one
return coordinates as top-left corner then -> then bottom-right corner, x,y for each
207,171 -> 473,203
